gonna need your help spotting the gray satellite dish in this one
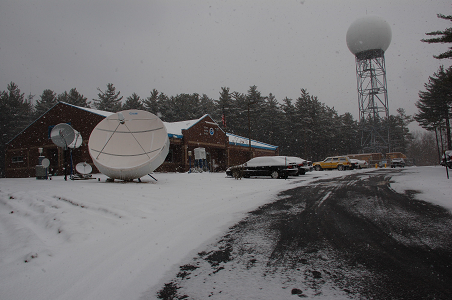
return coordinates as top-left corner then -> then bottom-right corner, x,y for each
88,109 -> 169,181
51,123 -> 76,148
41,158 -> 50,168
68,130 -> 83,149
76,162 -> 92,175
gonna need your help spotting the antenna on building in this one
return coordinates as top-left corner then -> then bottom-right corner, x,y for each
88,109 -> 169,182
346,15 -> 392,154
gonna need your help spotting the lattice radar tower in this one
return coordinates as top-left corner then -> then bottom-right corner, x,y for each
346,15 -> 392,153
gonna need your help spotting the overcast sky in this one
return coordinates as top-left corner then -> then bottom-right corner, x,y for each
1,0 -> 451,130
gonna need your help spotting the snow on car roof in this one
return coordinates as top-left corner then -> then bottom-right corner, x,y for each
245,156 -> 293,167
282,156 -> 307,163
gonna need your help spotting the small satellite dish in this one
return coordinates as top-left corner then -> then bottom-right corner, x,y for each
51,123 -> 76,148
76,162 -> 92,175
88,109 -> 170,181
41,158 -> 50,168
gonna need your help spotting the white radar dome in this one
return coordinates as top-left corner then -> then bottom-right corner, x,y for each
346,15 -> 392,55
88,110 -> 169,181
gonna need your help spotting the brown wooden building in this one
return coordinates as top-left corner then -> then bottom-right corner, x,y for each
5,102 -> 279,178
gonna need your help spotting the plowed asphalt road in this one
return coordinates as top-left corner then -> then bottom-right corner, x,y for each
157,169 -> 452,299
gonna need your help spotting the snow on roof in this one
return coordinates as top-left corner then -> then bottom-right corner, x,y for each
227,133 -> 278,151
163,115 -> 209,138
63,104 -> 277,150
63,102 -> 114,118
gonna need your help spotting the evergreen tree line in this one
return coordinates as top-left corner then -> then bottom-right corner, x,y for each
1,81 -> 415,176
415,65 -> 452,154
418,13 -> 452,158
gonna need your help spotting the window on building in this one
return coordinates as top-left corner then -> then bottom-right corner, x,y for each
12,156 -> 24,163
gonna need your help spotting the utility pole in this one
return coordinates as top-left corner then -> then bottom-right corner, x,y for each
248,100 -> 257,159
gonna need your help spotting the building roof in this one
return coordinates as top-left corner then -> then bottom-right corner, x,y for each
66,103 -> 114,118
227,133 -> 278,151
59,103 -> 278,151
163,114 -> 220,139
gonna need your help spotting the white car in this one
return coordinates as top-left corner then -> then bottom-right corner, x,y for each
350,159 -> 368,169
276,156 -> 310,175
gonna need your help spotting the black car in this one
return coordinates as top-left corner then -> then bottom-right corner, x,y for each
226,156 -> 298,179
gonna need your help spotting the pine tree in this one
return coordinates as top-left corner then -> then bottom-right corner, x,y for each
122,93 -> 145,110
156,92 -> 171,121
280,97 -> 297,156
0,82 -> 33,176
199,94 -> 215,116
93,83 -> 123,112
227,91 -> 247,136
58,88 -> 90,107
246,86 -> 266,147
415,65 -> 452,150
337,112 -> 360,155
261,93 -> 284,147
388,108 -> 413,153
143,89 -> 160,115
35,89 -> 57,118
216,87 -> 232,129
422,14 -> 452,59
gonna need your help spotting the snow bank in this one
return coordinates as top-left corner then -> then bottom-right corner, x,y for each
0,166 -> 449,300
389,166 -> 452,211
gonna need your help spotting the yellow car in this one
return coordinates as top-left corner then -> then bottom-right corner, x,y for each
313,156 -> 352,171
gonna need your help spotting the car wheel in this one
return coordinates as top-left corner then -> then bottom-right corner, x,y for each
271,170 -> 279,179
337,165 -> 344,171
315,165 -> 322,171
299,169 -> 306,175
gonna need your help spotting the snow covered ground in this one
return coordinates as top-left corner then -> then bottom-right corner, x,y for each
0,166 -> 450,300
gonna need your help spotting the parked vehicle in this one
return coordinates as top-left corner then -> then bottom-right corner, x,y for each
281,156 -> 310,175
350,159 -> 368,169
391,158 -> 405,168
313,156 -> 352,171
306,160 -> 313,171
379,160 -> 389,168
440,150 -> 452,169
226,156 -> 299,179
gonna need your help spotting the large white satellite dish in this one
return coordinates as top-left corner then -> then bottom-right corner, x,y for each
88,109 -> 170,181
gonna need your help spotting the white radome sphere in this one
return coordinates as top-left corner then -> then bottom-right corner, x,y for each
346,15 -> 392,55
